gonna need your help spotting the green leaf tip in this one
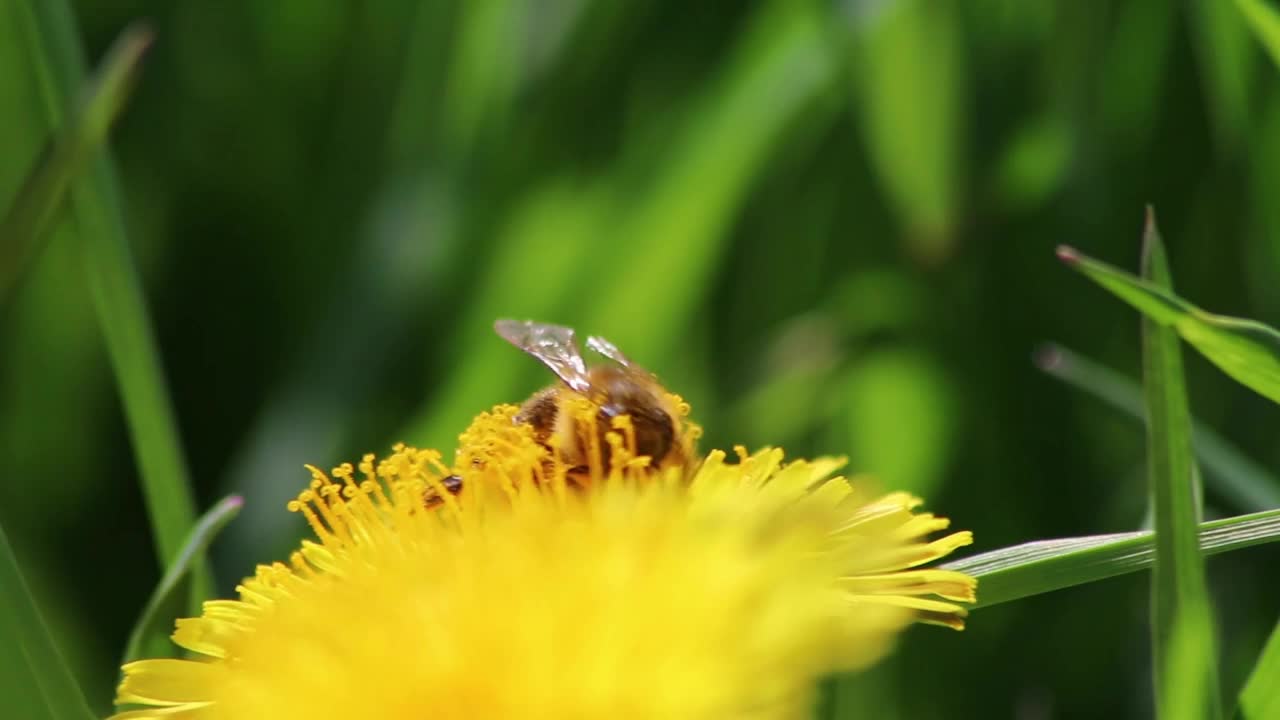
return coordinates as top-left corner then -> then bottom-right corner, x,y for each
1031,343 -> 1065,372
1143,204 -> 1159,241
1237,619 -> 1280,719
1140,205 -> 1173,287
90,21 -> 155,95
122,494 -> 244,666
1055,244 -> 1082,265
1060,220 -> 1280,407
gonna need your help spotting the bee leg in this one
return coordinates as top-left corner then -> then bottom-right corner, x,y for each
564,466 -> 590,490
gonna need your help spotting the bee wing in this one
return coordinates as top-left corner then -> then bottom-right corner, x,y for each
494,319 -> 592,393
585,334 -> 633,367
586,333 -> 659,379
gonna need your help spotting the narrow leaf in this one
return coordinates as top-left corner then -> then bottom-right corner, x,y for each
1236,0 -> 1280,70
1140,210 -> 1220,719
0,22 -> 151,303
1057,246 -> 1280,407
1188,0 -> 1255,147
1055,245 -> 1189,323
17,0 -> 211,608
1164,610 -> 1219,720
0,521 -> 95,720
1237,620 -> 1280,719
943,508 -> 1280,609
853,0 -> 965,259
1036,344 -> 1280,512
122,495 -> 243,666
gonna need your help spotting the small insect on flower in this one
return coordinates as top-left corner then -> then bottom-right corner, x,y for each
110,325 -> 977,719
426,320 -> 699,507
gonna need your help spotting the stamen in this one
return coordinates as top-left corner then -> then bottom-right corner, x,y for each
289,480 -> 334,544
306,483 -> 351,548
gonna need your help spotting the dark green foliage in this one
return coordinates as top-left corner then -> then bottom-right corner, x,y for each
3,1 -> 1280,717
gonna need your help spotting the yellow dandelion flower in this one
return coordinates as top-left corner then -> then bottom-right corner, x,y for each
112,402 -> 975,720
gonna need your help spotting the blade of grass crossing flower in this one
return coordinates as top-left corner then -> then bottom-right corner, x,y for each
16,0 -> 211,608
1236,0 -> 1280,70
1036,344 -> 1280,512
1056,244 -> 1280,407
941,508 -> 1280,609
0,22 -> 150,304
0,521 -> 96,720
1236,620 -> 1280,719
1140,211 -> 1221,719
122,496 -> 243,666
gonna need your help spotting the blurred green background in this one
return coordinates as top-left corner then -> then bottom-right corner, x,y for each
3,0 -> 1280,717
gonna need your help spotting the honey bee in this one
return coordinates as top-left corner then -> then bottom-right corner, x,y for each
426,320 -> 688,507
495,319 -> 689,476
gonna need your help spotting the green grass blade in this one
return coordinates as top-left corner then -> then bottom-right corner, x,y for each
399,0 -> 839,449
1055,244 -> 1188,322
1057,245 -> 1280,407
0,22 -> 150,303
1165,610 -> 1219,720
942,508 -> 1280,609
122,495 -> 243,666
1189,0 -> 1255,147
1236,0 -> 1280,70
1140,210 -> 1220,719
0,521 -> 95,720
583,0 -> 839,354
16,0 -> 210,607
1237,620 -> 1280,719
853,0 -> 965,259
1036,344 -> 1280,512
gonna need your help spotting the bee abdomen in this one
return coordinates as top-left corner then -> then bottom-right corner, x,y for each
597,403 -> 675,467
516,387 -> 560,443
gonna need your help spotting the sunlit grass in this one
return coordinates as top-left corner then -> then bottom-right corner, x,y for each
3,1 -> 1280,718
